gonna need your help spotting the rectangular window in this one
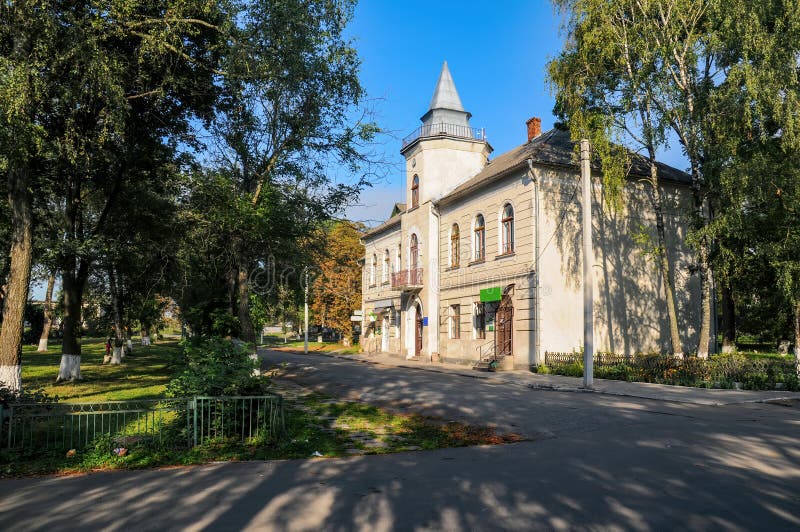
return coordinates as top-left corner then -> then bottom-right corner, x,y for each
450,304 -> 461,339
474,302 -> 486,339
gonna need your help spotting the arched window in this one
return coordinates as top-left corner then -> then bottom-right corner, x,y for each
502,203 -> 514,254
411,175 -> 419,208
474,214 -> 485,261
410,234 -> 419,270
450,224 -> 460,267
370,254 -> 377,286
383,249 -> 390,283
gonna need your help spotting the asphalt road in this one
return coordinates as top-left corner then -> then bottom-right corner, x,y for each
1,349 -> 799,531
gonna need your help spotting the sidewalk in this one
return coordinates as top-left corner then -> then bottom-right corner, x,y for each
265,347 -> 800,406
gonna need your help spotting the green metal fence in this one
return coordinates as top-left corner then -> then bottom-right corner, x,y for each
0,395 -> 284,452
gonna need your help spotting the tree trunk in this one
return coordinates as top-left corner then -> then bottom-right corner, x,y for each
226,265 -> 237,318
57,265 -> 88,381
696,245 -> 712,358
720,282 -> 736,354
233,238 -> 256,344
108,265 -> 125,353
38,271 -> 56,352
0,167 -> 33,393
794,301 -> 800,377
646,154 -> 683,358
110,346 -> 123,365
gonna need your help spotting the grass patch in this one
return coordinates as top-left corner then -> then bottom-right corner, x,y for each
260,334 -> 360,355
3,340 -> 519,477
21,339 -> 181,402
0,387 -> 524,477
279,390 -> 525,457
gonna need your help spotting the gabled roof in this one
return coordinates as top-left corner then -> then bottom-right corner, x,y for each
428,61 -> 465,112
439,128 -> 691,204
390,203 -> 407,217
362,212 -> 401,240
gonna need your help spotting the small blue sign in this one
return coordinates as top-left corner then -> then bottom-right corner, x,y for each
422,317 -> 428,326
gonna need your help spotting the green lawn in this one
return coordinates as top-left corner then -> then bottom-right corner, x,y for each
3,337 -> 519,477
259,333 -> 360,355
21,338 -> 181,402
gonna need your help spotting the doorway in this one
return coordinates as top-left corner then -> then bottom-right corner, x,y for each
415,304 -> 423,356
495,286 -> 513,357
382,315 -> 389,352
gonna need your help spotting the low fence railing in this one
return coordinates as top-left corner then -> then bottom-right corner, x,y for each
0,395 -> 284,451
402,123 -> 486,148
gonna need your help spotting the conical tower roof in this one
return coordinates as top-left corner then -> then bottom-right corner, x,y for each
428,61 -> 464,112
420,61 -> 471,126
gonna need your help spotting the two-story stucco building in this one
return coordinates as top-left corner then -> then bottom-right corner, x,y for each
360,62 -> 703,369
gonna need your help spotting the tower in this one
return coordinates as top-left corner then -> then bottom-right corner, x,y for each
397,62 -> 493,359
400,61 -> 493,206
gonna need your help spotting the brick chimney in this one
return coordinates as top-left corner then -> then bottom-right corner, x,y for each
526,117 -> 541,142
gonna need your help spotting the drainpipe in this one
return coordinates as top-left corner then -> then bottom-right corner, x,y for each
527,158 -> 541,366
430,202 -> 441,360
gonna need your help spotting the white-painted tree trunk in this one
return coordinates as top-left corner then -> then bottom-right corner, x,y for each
141,336 -> 150,346
250,352 -> 260,376
56,355 -> 82,381
110,347 -> 122,365
126,339 -> 133,354
0,365 -> 22,393
38,338 -> 49,352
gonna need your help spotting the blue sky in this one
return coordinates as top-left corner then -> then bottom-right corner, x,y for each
342,1 -> 687,225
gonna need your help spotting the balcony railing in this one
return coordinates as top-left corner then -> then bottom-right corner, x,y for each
391,268 -> 424,289
402,123 -> 486,148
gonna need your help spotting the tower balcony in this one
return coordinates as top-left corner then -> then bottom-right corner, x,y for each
391,268 -> 424,291
401,123 -> 486,149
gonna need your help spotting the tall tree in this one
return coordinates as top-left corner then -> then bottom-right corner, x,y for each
708,0 -> 800,368
310,221 -> 363,343
548,0 -> 685,356
0,2 -> 54,391
209,0 -> 376,347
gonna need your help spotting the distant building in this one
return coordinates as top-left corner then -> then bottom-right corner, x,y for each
361,62 -> 703,368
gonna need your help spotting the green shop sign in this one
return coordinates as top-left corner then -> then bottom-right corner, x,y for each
479,286 -> 502,302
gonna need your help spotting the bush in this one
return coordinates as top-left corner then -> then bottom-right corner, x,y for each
538,350 -> 799,391
167,337 -> 269,397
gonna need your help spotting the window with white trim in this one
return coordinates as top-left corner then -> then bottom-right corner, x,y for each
450,223 -> 460,267
449,304 -> 461,339
474,214 -> 485,261
501,203 -> 514,254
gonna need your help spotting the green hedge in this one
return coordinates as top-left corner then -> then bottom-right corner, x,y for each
533,353 -> 799,391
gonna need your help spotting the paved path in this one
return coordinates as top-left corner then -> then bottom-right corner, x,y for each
1,349 -> 799,531
312,348 -> 800,406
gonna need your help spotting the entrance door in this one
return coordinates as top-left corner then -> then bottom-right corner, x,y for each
415,304 -> 423,356
382,316 -> 389,352
495,287 -> 513,357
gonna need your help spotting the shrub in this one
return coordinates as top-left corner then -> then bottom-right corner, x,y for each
539,350 -> 798,391
167,337 -> 269,397
531,364 -> 551,374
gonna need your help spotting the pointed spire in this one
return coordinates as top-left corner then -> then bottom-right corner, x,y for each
428,61 -> 464,112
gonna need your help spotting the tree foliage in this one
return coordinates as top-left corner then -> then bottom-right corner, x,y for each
310,221 -> 363,341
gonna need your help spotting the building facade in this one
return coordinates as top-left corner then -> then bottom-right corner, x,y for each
361,62 -> 703,368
